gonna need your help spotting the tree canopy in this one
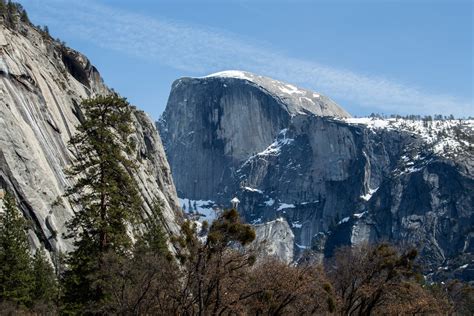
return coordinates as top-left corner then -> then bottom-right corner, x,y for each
62,95 -> 143,312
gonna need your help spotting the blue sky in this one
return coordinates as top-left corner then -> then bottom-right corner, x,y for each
20,0 -> 473,119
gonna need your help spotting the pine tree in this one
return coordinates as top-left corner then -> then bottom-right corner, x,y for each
31,247 -> 58,307
62,95 -> 142,312
19,8 -> 28,23
135,201 -> 169,256
0,192 -> 33,308
0,0 -> 6,17
6,1 -> 17,26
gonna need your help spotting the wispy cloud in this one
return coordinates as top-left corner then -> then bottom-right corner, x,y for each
23,0 -> 472,116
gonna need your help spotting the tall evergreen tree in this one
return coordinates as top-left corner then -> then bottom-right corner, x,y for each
134,201 -> 169,256
19,7 -> 28,23
31,247 -> 58,307
0,192 -> 33,308
0,0 -> 6,17
94,202 -> 175,314
6,1 -> 17,26
62,95 -> 142,312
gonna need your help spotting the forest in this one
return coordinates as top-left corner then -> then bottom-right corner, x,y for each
0,96 -> 472,315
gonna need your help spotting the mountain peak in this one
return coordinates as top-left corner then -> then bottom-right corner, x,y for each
195,70 -> 352,118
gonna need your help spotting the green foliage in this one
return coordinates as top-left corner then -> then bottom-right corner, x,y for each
0,1 -> 29,26
31,247 -> 58,307
175,208 -> 256,264
134,201 -> 169,257
199,220 -> 209,237
172,220 -> 199,263
61,240 -> 101,313
173,209 -> 257,314
19,6 -> 27,23
207,208 -> 256,251
86,202 -> 175,314
6,1 -> 16,25
65,94 -> 141,253
0,0 -> 6,17
62,95 -> 142,311
5,1 -> 16,26
0,192 -> 33,308
0,194 -> 58,313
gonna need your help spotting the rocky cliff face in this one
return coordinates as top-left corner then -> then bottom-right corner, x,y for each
158,71 -> 473,280
252,217 -> 294,264
158,71 -> 349,200
0,19 -> 182,255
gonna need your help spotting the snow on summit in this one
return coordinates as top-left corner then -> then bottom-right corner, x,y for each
202,70 -> 351,118
204,70 -> 254,81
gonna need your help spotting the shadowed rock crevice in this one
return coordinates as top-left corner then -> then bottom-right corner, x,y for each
60,48 -> 91,88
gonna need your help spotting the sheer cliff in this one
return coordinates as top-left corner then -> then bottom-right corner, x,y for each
158,71 -> 473,280
0,19 -> 182,255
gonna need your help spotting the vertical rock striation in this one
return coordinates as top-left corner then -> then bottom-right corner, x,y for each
0,20 -> 182,255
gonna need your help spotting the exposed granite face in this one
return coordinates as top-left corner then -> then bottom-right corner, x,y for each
158,71 -> 473,279
252,218 -> 294,264
0,22 -> 182,255
322,156 -> 474,281
368,159 -> 473,275
158,73 -> 349,200
159,76 -> 292,200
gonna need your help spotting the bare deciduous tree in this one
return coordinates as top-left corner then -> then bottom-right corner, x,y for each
327,243 -> 447,315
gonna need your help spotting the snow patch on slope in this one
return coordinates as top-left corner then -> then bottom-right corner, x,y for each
256,128 -> 294,157
342,117 -> 474,157
244,186 -> 263,194
361,187 -> 378,201
277,203 -> 295,211
264,198 -> 275,206
338,217 -> 350,224
237,128 -> 294,174
179,198 -> 217,223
